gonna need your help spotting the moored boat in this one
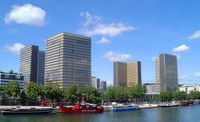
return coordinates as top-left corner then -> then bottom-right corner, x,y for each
189,100 -> 194,105
159,101 -> 179,107
193,100 -> 200,105
109,103 -> 140,112
138,103 -> 158,109
59,103 -> 103,113
179,101 -> 190,106
102,105 -> 112,112
2,107 -> 56,115
59,94 -> 103,113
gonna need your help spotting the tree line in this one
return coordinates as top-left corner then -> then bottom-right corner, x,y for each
158,91 -> 200,102
1,81 -> 200,105
103,85 -> 146,102
0,81 -> 102,105
0,81 -> 147,105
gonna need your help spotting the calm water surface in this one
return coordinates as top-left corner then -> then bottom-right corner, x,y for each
0,105 -> 200,122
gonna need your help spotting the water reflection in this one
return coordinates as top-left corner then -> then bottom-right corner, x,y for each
155,107 -> 180,122
1,106 -> 200,122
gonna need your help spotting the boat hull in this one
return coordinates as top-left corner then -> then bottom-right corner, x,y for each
180,101 -> 190,106
59,106 -> 103,113
159,105 -> 178,107
1,106 -> 56,115
109,107 -> 140,112
2,110 -> 53,115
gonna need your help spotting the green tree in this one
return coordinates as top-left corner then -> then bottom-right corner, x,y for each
9,70 -> 14,74
4,80 -> 20,105
151,94 -> 160,102
38,85 -> 45,100
103,86 -> 115,102
128,85 -> 146,102
26,82 -> 42,101
0,86 -> 5,105
0,85 -> 4,91
188,91 -> 200,100
134,85 -> 146,99
128,87 -> 137,100
79,86 -> 101,103
159,91 -> 173,102
63,84 -> 80,102
173,91 -> 187,100
114,87 -> 129,102
19,91 -> 27,105
44,85 -> 62,102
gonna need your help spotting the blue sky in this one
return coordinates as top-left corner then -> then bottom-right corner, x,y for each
1,0 -> 200,85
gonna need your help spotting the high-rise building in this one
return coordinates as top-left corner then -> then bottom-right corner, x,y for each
114,62 -> 127,87
45,32 -> 91,88
20,45 -> 45,85
20,45 -> 39,83
100,80 -> 107,92
91,76 -> 107,92
127,61 -> 141,87
156,53 -> 178,92
92,77 -> 100,89
37,51 -> 45,85
113,61 -> 141,87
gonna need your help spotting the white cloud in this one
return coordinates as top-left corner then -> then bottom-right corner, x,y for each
79,12 -> 135,37
179,74 -> 187,81
97,37 -> 110,44
150,56 -> 157,61
6,43 -> 25,54
103,51 -> 132,61
82,23 -> 135,37
188,30 -> 200,40
193,72 -> 200,78
172,44 -> 190,53
5,3 -> 46,27
80,12 -> 101,26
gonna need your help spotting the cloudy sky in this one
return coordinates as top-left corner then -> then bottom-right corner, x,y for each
1,0 -> 200,85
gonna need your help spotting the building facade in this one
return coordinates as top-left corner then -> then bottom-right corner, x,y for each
179,84 -> 200,94
20,45 -> 39,83
156,53 -> 178,92
37,51 -> 45,85
144,83 -> 159,95
92,77 -> 100,89
45,32 -> 91,88
20,45 -> 45,85
0,71 -> 24,89
100,80 -> 107,92
113,62 -> 127,87
127,62 -> 142,87
113,61 -> 141,87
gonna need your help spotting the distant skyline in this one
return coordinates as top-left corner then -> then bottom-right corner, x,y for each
1,0 -> 200,85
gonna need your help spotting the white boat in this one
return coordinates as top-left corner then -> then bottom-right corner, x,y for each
109,103 -> 140,112
138,103 -> 158,109
102,105 -> 112,112
1,106 -> 56,115
159,101 -> 179,107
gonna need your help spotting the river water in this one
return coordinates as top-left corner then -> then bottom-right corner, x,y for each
0,105 -> 199,122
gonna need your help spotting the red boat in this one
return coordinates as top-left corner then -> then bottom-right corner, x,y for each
59,103 -> 103,113
59,94 -> 104,113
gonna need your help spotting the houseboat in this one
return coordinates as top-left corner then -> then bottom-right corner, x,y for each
2,106 -> 56,115
109,103 -> 140,112
179,101 -> 190,106
159,101 -> 179,107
